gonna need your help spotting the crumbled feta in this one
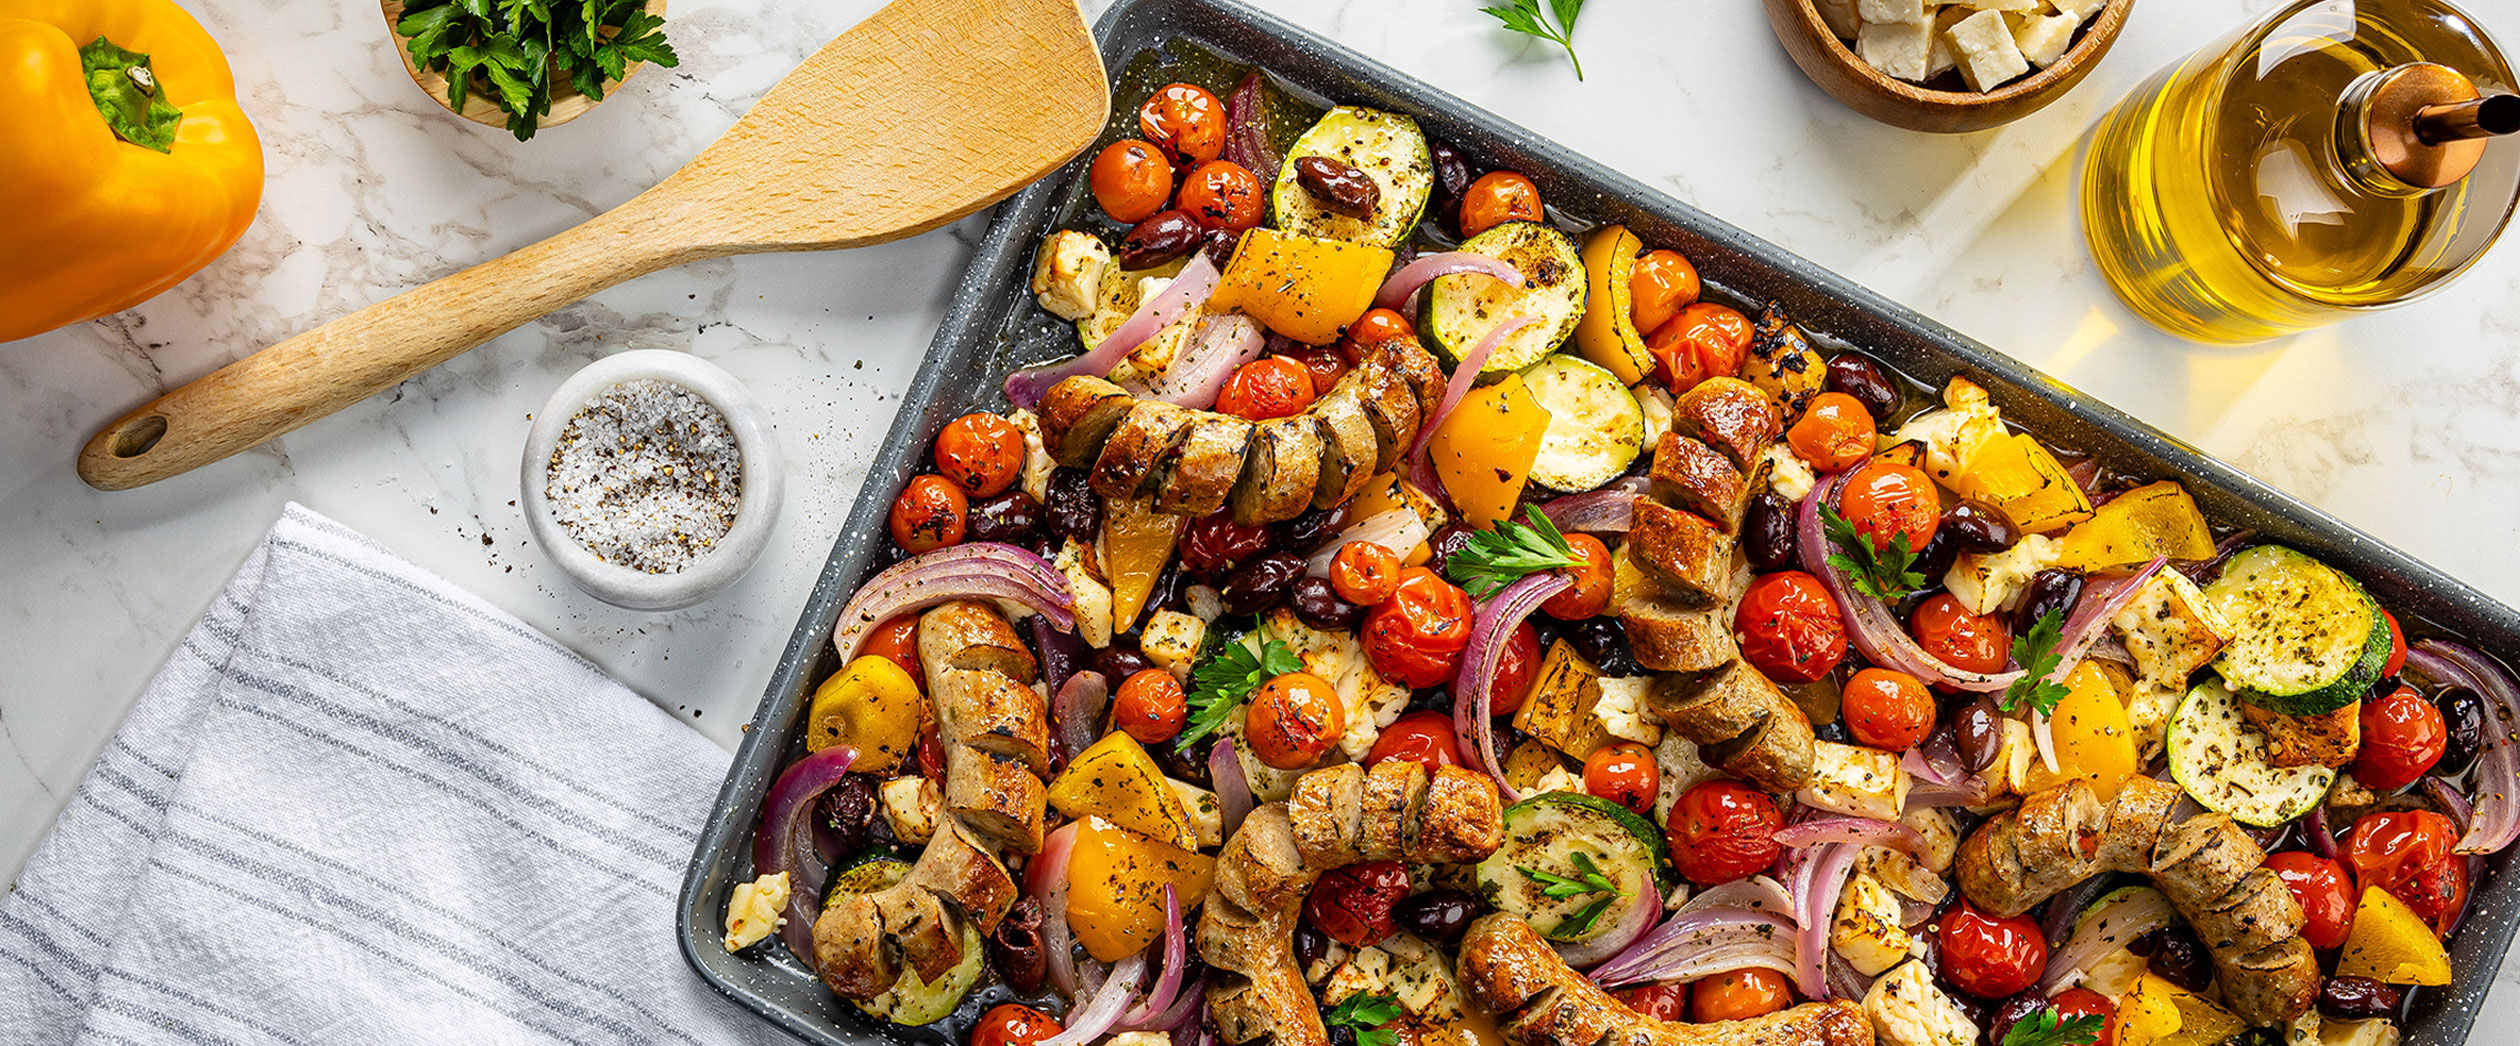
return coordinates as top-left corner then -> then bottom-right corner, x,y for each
1798,741 -> 1910,821
1592,676 -> 1664,746
1944,532 -> 2061,616
1926,6 -> 1969,76
722,872 -> 791,952
1053,538 -> 1115,649
1764,442 -> 1817,502
2112,571 -> 2231,693
1005,408 -> 1056,505
878,776 -> 941,845
1532,766 -> 1587,797
1949,9 -> 2032,90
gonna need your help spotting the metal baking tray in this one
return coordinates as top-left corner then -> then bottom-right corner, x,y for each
678,0 -> 2520,1042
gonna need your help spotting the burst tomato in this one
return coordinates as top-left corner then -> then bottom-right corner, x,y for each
2264,851 -> 2356,950
1910,593 -> 2012,675
2347,811 -> 2467,934
1346,307 -> 1417,348
1541,532 -> 1616,620
1181,512 -> 1274,579
1938,901 -> 2047,999
1112,668 -> 1188,745
1246,671 -> 1347,770
1615,984 -> 1690,1022
2355,685 -> 2446,792
2048,988 -> 2119,1046
888,475 -> 968,553
860,613 -> 923,684
971,1004 -> 1063,1046
1363,567 -> 1477,689
1785,392 -> 1878,473
1842,667 -> 1934,751
1366,710 -> 1462,771
1304,860 -> 1410,947
1137,82 -> 1225,166
1584,741 -> 1661,816
933,412 -> 1025,497
1734,570 -> 1848,683
1665,780 -> 1783,886
1646,302 -> 1750,394
1216,356 -> 1318,421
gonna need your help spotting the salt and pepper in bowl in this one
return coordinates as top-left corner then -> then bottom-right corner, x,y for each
521,350 -> 784,610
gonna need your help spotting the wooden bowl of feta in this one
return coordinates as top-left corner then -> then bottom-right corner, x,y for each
1764,0 -> 2132,133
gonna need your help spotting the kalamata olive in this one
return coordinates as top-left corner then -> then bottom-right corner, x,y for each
1200,228 -> 1243,269
1291,576 -> 1363,632
1150,563 -> 1190,614
1430,523 -> 1477,568
1815,717 -> 1852,744
965,490 -> 1045,545
2018,569 -> 2085,630
1393,888 -> 1481,943
820,774 -> 876,861
990,895 -> 1048,995
1983,993 -> 2049,1046
1943,499 -> 2022,554
1044,467 -> 1100,542
1280,503 -> 1352,553
1326,1024 -> 1358,1046
1913,531 -> 1961,584
2142,925 -> 2213,992
1092,645 -> 1155,681
1565,617 -> 1645,677
1293,922 -> 1330,971
2319,976 -> 2404,1020
1955,699 -> 2004,774
1294,156 -> 1382,218
1222,551 -> 1308,616
2436,685 -> 2487,777
1117,209 -> 1204,270
1826,354 -> 1902,421
1428,141 -> 1473,235
1742,491 -> 1800,571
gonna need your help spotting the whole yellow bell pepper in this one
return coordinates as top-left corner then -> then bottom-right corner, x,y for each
0,0 -> 261,342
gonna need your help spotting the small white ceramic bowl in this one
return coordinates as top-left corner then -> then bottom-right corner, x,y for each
520,350 -> 785,611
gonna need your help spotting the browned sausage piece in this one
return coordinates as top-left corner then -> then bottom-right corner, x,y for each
1354,364 -> 1422,476
1231,415 -> 1323,525
1457,915 -> 1875,1046
1356,338 -> 1445,423
1036,375 -> 1136,468
1650,432 -> 1757,533
1413,764 -> 1507,865
1672,376 -> 1783,470
1153,412 -> 1255,517
1091,399 -> 1199,498
1308,385 -> 1379,511
933,667 -> 1051,773
1627,501 -> 1732,608
1288,762 -> 1367,869
1621,598 -> 1739,674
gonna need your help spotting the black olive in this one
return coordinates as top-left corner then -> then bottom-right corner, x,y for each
1222,551 -> 1307,616
1955,699 -> 2003,774
1044,468 -> 1101,542
2437,685 -> 2487,777
1984,993 -> 2050,1046
2143,925 -> 2213,992
1826,354 -> 1902,421
2018,569 -> 2085,630
1280,503 -> 1351,554
1092,645 -> 1154,682
1393,889 -> 1481,944
990,895 -> 1048,995
1742,491 -> 1800,571
1292,576 -> 1363,632
2318,976 -> 2405,1021
1199,228 -> 1244,270
1326,1024 -> 1358,1046
1430,523 -> 1477,569
965,490 -> 1045,545
1294,156 -> 1382,219
1913,530 -> 1961,584
1293,922 -> 1330,971
1565,617 -> 1645,677
1117,210 -> 1205,270
820,775 -> 876,862
1943,498 -> 2022,554
1428,141 -> 1473,235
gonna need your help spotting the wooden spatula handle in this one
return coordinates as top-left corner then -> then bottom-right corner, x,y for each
77,208 -> 686,491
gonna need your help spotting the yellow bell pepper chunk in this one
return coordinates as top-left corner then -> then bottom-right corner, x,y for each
1430,373 -> 1550,528
2118,973 -> 2242,1046
2337,886 -> 2454,985
2023,662 -> 2141,801
1064,816 -> 1215,962
1048,733 -> 1197,850
1102,494 -> 1186,633
1572,225 -> 1652,385
803,656 -> 923,773
1945,432 -> 2093,535
1209,227 -> 1393,345
2055,481 -> 2218,572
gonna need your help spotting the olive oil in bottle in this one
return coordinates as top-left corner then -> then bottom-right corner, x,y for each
2083,0 -> 2520,343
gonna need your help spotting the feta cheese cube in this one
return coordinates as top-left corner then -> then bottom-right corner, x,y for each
1950,0 -> 2037,11
2051,0 -> 2107,21
1141,609 -> 1207,675
1107,1033 -> 1172,1046
1944,532 -> 2061,616
1949,9 -> 2032,90
1858,0 -> 1927,25
878,776 -> 942,845
1833,873 -> 1916,976
1816,0 -> 1864,38
1029,230 -> 1110,321
1798,741 -> 1910,821
2111,571 -> 2231,692
1005,408 -> 1056,505
1866,960 -> 1980,1046
1763,442 -> 1817,502
722,872 -> 791,951
1859,17 -> 1935,81
1592,675 -> 1664,746
1052,538 -> 1114,649
1926,6 -> 1970,76
2009,9 -> 2080,67
1532,766 -> 1586,797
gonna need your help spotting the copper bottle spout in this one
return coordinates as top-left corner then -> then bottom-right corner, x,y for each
2415,93 -> 2520,144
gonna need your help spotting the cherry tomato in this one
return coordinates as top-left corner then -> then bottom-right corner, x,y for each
1665,780 -> 1784,886
1181,512 -> 1274,579
1646,303 -> 1752,394
1247,671 -> 1347,770
1331,541 -> 1403,605
1842,667 -> 1934,751
1088,139 -> 1174,224
888,475 -> 968,553
1215,356 -> 1318,421
917,711 -> 945,781
1368,710 -> 1463,771
1836,460 -> 1941,553
971,1003 -> 1063,1046
1287,342 -> 1353,395
1137,82 -> 1225,166
1938,900 -> 2048,999
2264,851 -> 2356,951
1346,307 -> 1417,348
1491,620 -> 1541,716
2356,685 -> 2446,792
1459,170 -> 1543,237
1112,668 -> 1189,745
1629,249 -> 1701,336
1541,532 -> 1616,620
1178,160 -> 1265,232
1584,741 -> 1661,816
1305,861 -> 1411,947
2347,810 -> 2464,933
1691,968 -> 1795,1023
2382,609 -> 2407,678
1363,567 -> 1477,689
859,613 -> 923,685
1615,984 -> 1691,1022
1911,593 -> 2013,675
1734,571 -> 1848,684
934,412 -> 1024,497
2402,848 -> 2471,936
2049,988 -> 2119,1046
1786,392 -> 1878,474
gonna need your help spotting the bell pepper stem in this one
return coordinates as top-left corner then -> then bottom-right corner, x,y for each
78,36 -> 182,153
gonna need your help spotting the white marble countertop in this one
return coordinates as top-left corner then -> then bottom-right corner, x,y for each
5,0 -> 2517,1024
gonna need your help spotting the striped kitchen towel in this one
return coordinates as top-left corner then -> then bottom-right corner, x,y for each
0,504 -> 791,1046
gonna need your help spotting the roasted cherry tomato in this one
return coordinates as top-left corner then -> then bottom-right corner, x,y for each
1178,160 -> 1265,232
860,613 -> 924,685
1910,593 -> 2012,675
1584,741 -> 1661,816
1088,139 -> 1174,224
1137,82 -> 1225,166
2404,849 -> 2471,936
1665,780 -> 1784,886
2348,810 -> 2465,933
1216,356 -> 1319,421
1331,540 -> 1404,605
1491,619 -> 1541,716
1842,667 -> 1934,751
1691,968 -> 1795,1023
1113,668 -> 1189,745
1368,710 -> 1463,771
1628,249 -> 1701,336
1287,341 -> 1353,395
1837,459 -> 1941,553
2049,988 -> 2119,1046
971,1003 -> 1063,1046
1346,307 -> 1417,348
1646,302 -> 1752,394
1615,984 -> 1691,1022
2355,685 -> 2446,792
934,412 -> 1025,497
917,711 -> 946,781
1786,392 -> 1878,473
1363,567 -> 1477,689
1305,861 -> 1411,947
1541,532 -> 1616,620
2382,609 -> 2407,678
1734,570 -> 1848,683
2264,851 -> 2356,951
1938,900 -> 2048,999
888,475 -> 968,553
1181,512 -> 1275,578
1247,671 -> 1347,770
1459,170 -> 1543,237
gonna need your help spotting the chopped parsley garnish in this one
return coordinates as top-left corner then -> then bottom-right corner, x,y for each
1177,634 -> 1303,749
2000,1007 -> 2104,1046
1326,991 -> 1406,1046
1821,501 -> 1927,602
1480,0 -> 1588,81
1519,851 -> 1625,941
2000,609 -> 2071,715
1446,506 -> 1582,599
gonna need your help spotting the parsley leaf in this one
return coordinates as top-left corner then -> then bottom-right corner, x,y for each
1820,501 -> 1928,603
2000,609 -> 2072,715
393,0 -> 679,140
2000,1007 -> 2104,1046
1177,634 -> 1304,749
1327,992 -> 1406,1046
1479,0 -> 1588,80
1518,852 -> 1626,941
1445,507 -> 1583,599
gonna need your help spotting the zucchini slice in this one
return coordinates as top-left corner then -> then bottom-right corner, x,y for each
1421,220 -> 1587,376
2167,680 -> 2336,828
1268,106 -> 1431,250
2203,545 -> 2389,715
1473,792 -> 1668,948
1522,355 -> 1644,493
828,857 -> 986,1026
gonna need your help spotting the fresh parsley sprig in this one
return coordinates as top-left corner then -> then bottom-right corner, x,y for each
1519,851 -> 1626,941
1480,0 -> 1588,80
1177,634 -> 1304,749
1446,507 -> 1582,599
1327,992 -> 1406,1046
2000,609 -> 2071,715
395,0 -> 680,141
2000,1007 -> 2104,1046
1821,502 -> 1928,603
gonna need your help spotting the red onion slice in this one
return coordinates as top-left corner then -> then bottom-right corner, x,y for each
1406,315 -> 1538,462
1030,822 -> 1081,997
2034,552 -> 2167,766
1119,885 -> 1188,1028
1143,313 -> 1265,409
2040,885 -> 2174,993
1586,905 -> 1800,986
752,745 -> 856,967
1774,815 -> 1926,853
1219,74 -> 1278,179
1306,506 -> 1431,578
2406,640 -> 2520,855
1680,875 -> 1796,917
1796,472 -> 2020,692
1453,572 -> 1574,801
1209,738 -> 1253,839
1535,478 -> 1649,533
831,543 -> 1073,661
1787,841 -> 1861,999
1040,950 -> 1147,1046
1825,953 -> 1876,1002
1373,252 -> 1527,312
1054,672 -> 1110,771
1004,255 -> 1221,409
1902,730 -> 1966,787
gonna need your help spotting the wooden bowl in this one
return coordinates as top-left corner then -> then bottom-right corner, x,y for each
1763,0 -> 2134,133
380,0 -> 667,131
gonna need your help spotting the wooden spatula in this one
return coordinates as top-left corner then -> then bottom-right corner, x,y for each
78,0 -> 1107,491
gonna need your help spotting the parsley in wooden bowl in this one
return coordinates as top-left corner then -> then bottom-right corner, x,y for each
382,0 -> 679,140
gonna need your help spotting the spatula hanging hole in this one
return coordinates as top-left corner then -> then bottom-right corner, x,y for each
111,415 -> 169,458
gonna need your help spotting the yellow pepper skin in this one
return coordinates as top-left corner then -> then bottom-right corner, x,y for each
1209,227 -> 1392,345
2023,662 -> 2140,800
1430,373 -> 1549,528
1946,431 -> 2093,535
0,0 -> 261,342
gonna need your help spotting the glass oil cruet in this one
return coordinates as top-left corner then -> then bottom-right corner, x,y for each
2082,0 -> 2520,344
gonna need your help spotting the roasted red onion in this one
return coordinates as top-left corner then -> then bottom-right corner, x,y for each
831,543 -> 1073,661
1535,477 -> 1650,534
1585,905 -> 1799,987
1454,572 -> 1573,801
1119,886 -> 1188,1028
1775,815 -> 1926,853
2405,640 -> 2520,855
1143,313 -> 1265,409
1209,738 -> 1253,839
1039,950 -> 1147,1046
1055,671 -> 1110,770
2041,885 -> 2174,993
1031,821 -> 1082,996
1306,506 -> 1431,578
1785,841 -> 1862,999
1004,255 -> 1220,408
753,745 -> 857,967
1219,74 -> 1279,179
1373,252 -> 1526,312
